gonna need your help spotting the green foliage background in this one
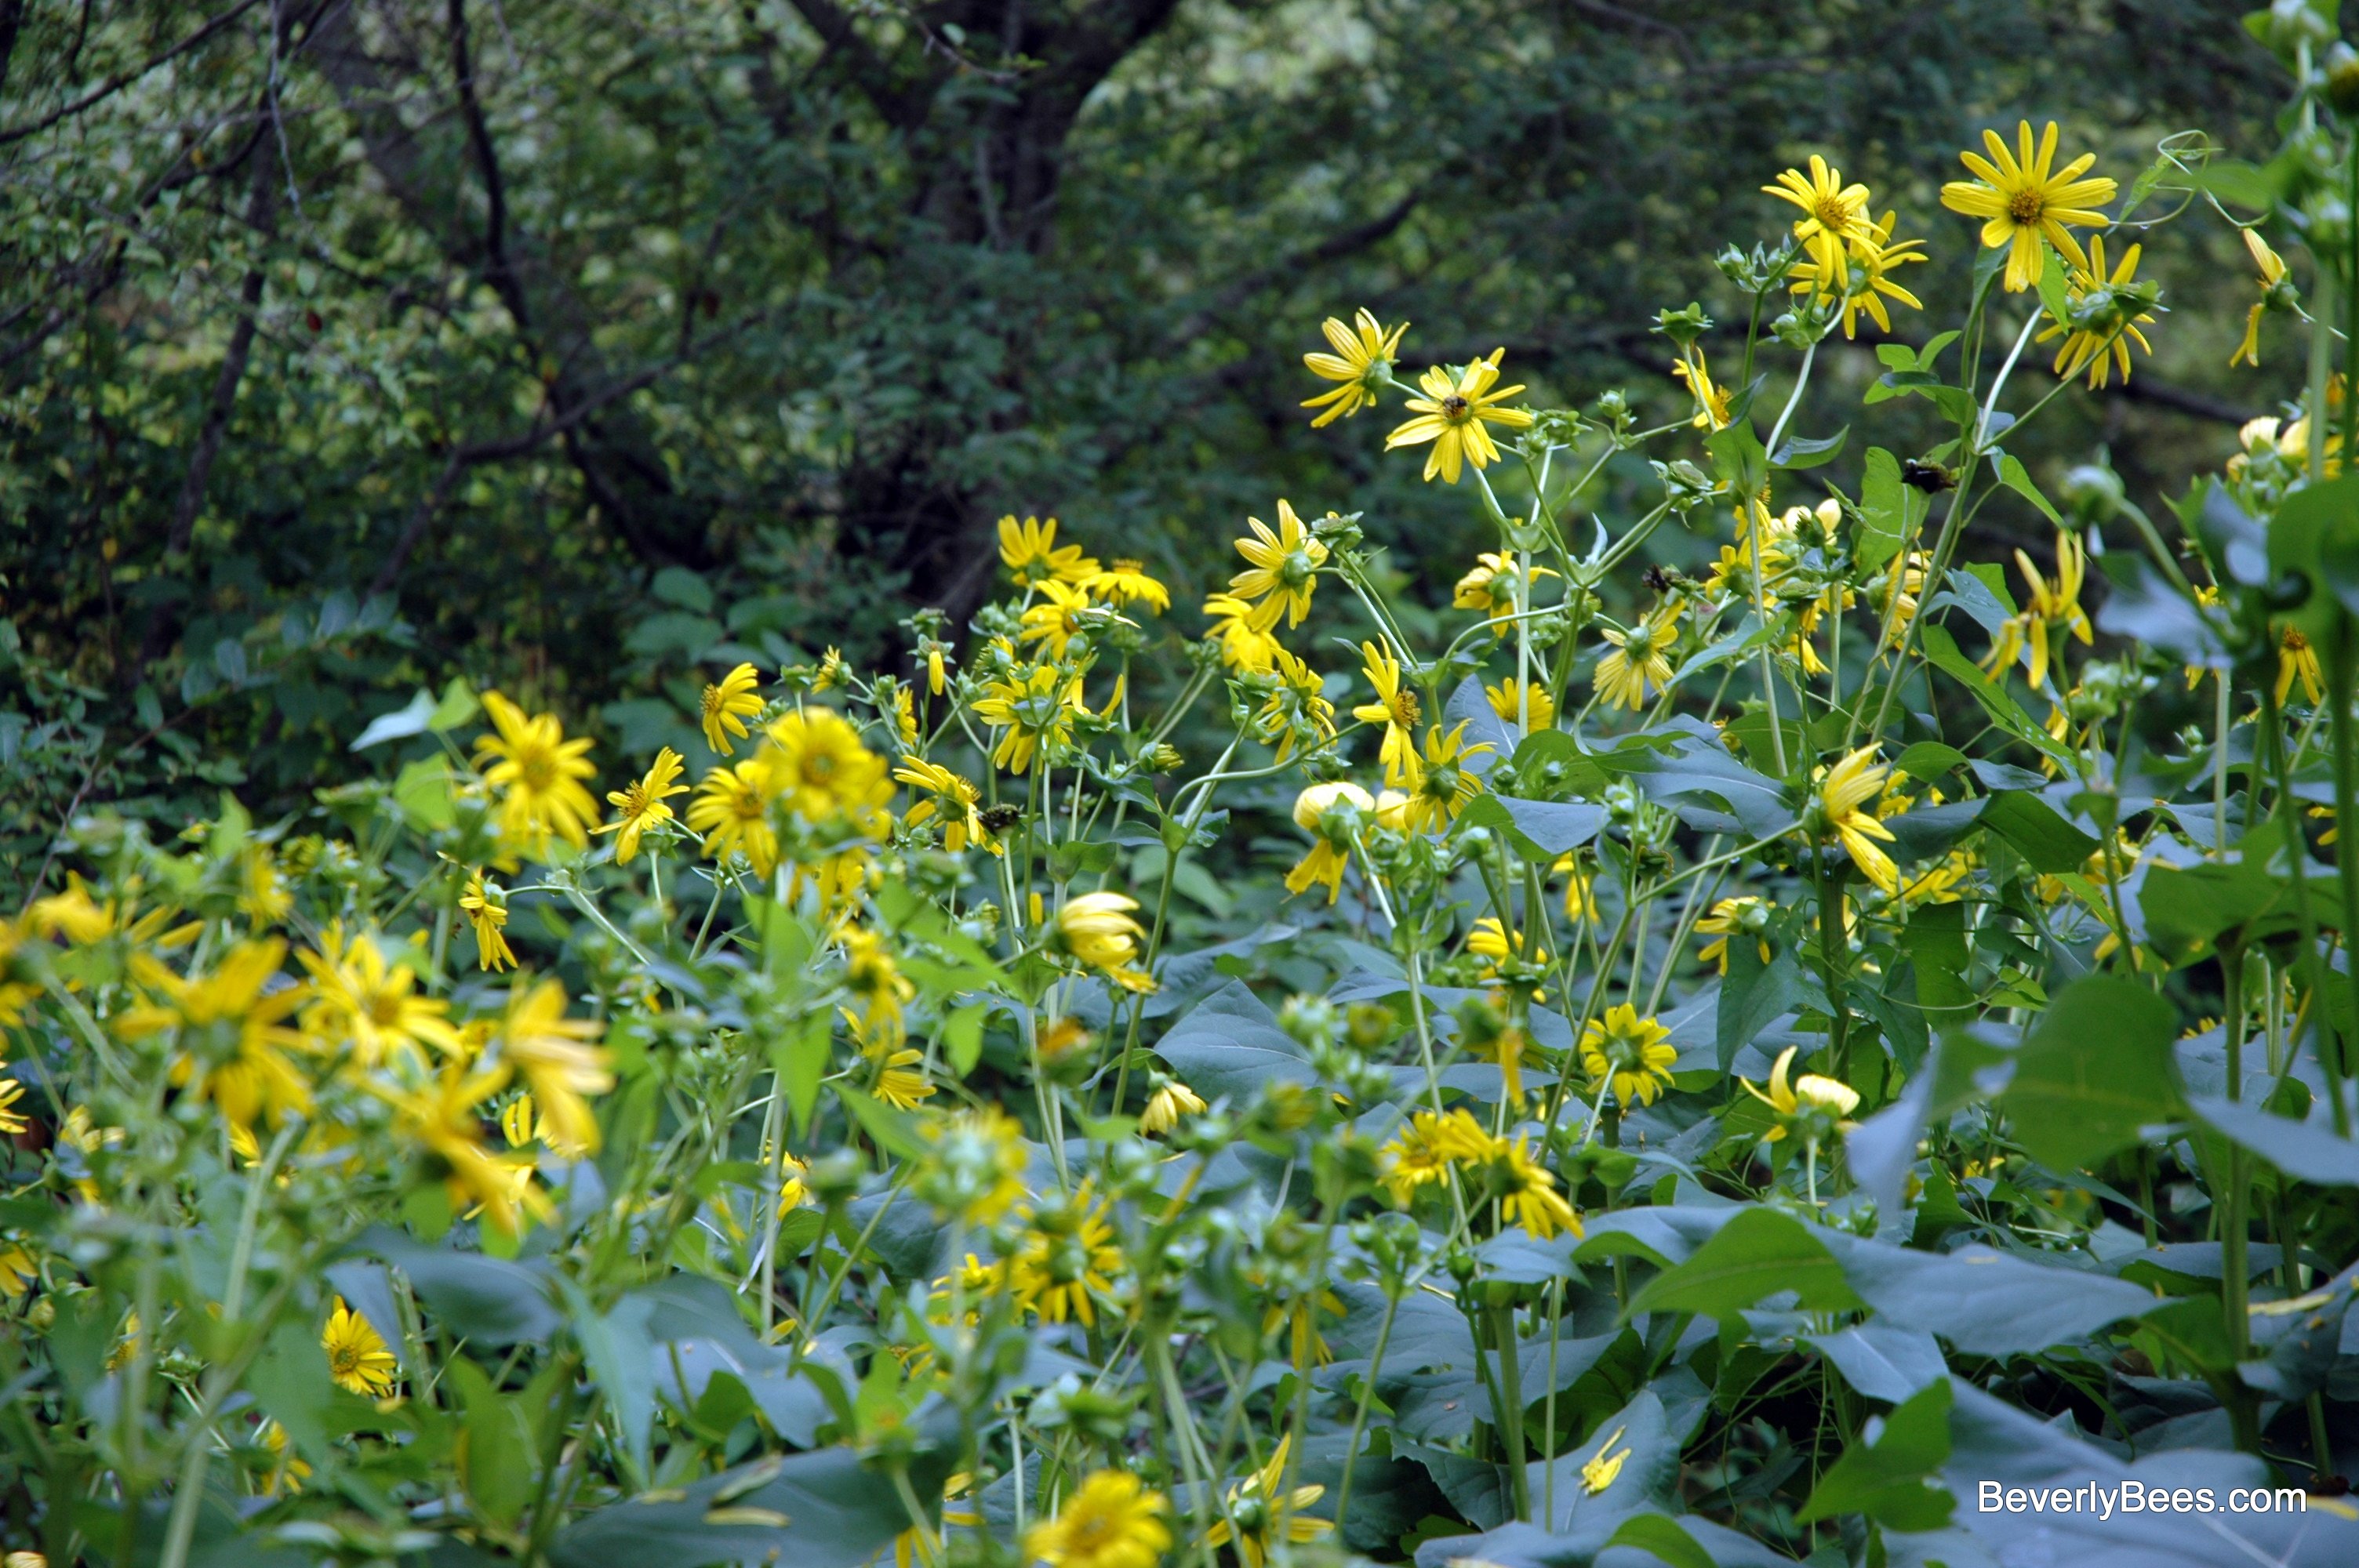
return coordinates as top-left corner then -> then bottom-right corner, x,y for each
0,0 -> 2287,895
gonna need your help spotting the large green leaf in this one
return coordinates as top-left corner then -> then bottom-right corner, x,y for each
1999,975 -> 2181,1171
1457,793 -> 1608,861
1627,1207 -> 1860,1316
1976,792 -> 2099,874
1797,1379 -> 1954,1530
1153,977 -> 1316,1100
1824,1234 -> 2153,1356
2186,1096 -> 2359,1186
358,1225 -> 561,1348
1803,1324 -> 1946,1403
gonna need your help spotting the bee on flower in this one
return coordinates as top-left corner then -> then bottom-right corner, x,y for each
1385,348 -> 1536,484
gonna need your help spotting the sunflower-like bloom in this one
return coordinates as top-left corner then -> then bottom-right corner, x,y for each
2037,234 -> 2157,389
298,931 -> 462,1067
1229,499 -> 1328,630
2232,229 -> 2294,369
1453,549 -> 1558,637
698,663 -> 765,755
1486,677 -> 1554,731
1743,1044 -> 1861,1141
999,514 -> 1096,588
1302,307 -> 1408,426
1695,895 -> 1770,973
379,1058 -> 547,1233
1984,532 -> 2092,691
1025,1470 -> 1172,1568
596,746 -> 688,864
457,872 -> 516,972
1492,1134 -> 1582,1240
1020,579 -> 1095,660
974,665 -> 1085,775
1878,550 -> 1930,648
1939,119 -> 2117,292
1673,352 -> 1732,430
840,924 -> 914,1040
1815,746 -> 1899,895
1379,1107 -> 1492,1206
914,1105 -> 1028,1227
1401,721 -> 1491,833
2279,626 -> 2325,706
868,1040 -> 936,1111
1139,1075 -> 1207,1135
322,1298 -> 397,1396
1203,592 -> 1283,673
1763,154 -> 1882,292
1387,349 -> 1536,484
474,691 -> 599,851
1579,1002 -> 1677,1109
1789,209 -> 1926,339
1056,892 -> 1155,992
895,757 -> 997,855
493,978 -> 611,1155
1284,781 -> 1374,905
1349,641 -> 1424,786
1085,558 -> 1170,612
1204,1435 -> 1332,1568
1010,1185 -> 1124,1329
687,756 -> 781,876
1594,601 -> 1682,711
761,708 -> 892,829
1253,646 -> 1336,762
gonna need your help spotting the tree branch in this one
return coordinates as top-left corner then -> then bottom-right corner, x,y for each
0,0 -> 267,147
446,0 -> 525,327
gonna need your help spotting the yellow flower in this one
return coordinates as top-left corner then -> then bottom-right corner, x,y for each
1594,602 -> 1681,711
298,931 -> 463,1067
259,1418 -> 311,1495
1579,1424 -> 1631,1496
493,979 -> 610,1155
1673,352 -> 1731,430
322,1298 -> 397,1396
1878,550 -> 1929,648
1494,1134 -> 1581,1239
1203,1434 -> 1332,1568
1452,548 -> 1557,637
1055,893 -> 1155,993
1228,499 -> 1328,630
687,757 -> 781,876
1140,1076 -> 1207,1134
474,691 -> 599,852
895,758 -> 998,855
1816,746 -> 1900,896
238,844 -> 292,926
916,1105 -> 1028,1226
0,1243 -> 35,1296
1486,677 -> 1554,730
118,939 -> 311,1131
596,746 -> 689,864
1285,781 -> 1375,905
973,665 -> 1085,775
1763,154 -> 1882,292
1386,349 -> 1535,483
1203,592 -> 1283,673
2037,234 -> 2155,389
378,1059 -> 547,1232
2279,626 -> 2325,706
1025,1470 -> 1172,1568
0,1076 -> 26,1138
870,1044 -> 936,1111
841,924 -> 914,1040
1401,721 -> 1490,833
998,514 -> 1097,589
1349,641 -> 1424,786
1302,307 -> 1407,426
2231,228 -> 2292,369
1985,532 -> 2092,691
1743,1044 -> 1861,1140
1695,896 -> 1770,973
457,872 -> 517,972
1010,1185 -> 1123,1328
1254,645 -> 1336,762
1379,1108 -> 1493,1206
761,708 -> 892,828
1085,558 -> 1170,612
892,687 -> 918,749
1578,1002 -> 1677,1109
1020,578 -> 1096,659
698,663 -> 765,755
1555,854 -> 1598,925
925,644 -> 948,695
1939,119 -> 2117,292
1789,209 -> 1926,338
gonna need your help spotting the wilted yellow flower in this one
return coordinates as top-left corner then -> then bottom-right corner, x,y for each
1284,781 -> 1375,905
1229,499 -> 1328,630
1580,1424 -> 1631,1495
1578,1003 -> 1677,1108
2231,228 -> 2292,369
1939,119 -> 2116,292
1302,307 -> 1408,426
1386,349 -> 1535,484
474,691 -> 598,851
322,1298 -> 397,1396
596,746 -> 688,864
699,663 -> 765,755
1025,1469 -> 1171,1568
1055,893 -> 1154,993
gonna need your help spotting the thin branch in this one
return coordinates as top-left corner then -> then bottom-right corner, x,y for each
0,0 -> 267,147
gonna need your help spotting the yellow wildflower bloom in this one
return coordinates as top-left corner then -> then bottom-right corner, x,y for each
118,939 -> 311,1131
1140,1076 -> 1207,1135
322,1298 -> 397,1396
1816,746 -> 1900,896
1673,352 -> 1731,430
761,708 -> 892,828
1302,307 -> 1408,426
1579,1003 -> 1677,1108
1386,348 -> 1535,484
2037,235 -> 2155,389
1055,893 -> 1155,993
1228,499 -> 1327,630
699,663 -> 765,755
686,757 -> 780,877
998,514 -> 1096,588
1349,641 -> 1424,786
474,691 -> 599,851
300,933 -> 463,1067
1020,578 -> 1094,659
1085,558 -> 1170,612
1939,119 -> 2117,292
1789,209 -> 1926,338
1494,1134 -> 1581,1240
1204,1435 -> 1332,1568
1285,781 -> 1375,905
2231,229 -> 2291,369
1486,676 -> 1554,730
1453,549 -> 1557,636
1203,592 -> 1283,673
1580,1424 -> 1632,1495
1695,896 -> 1770,973
1594,602 -> 1681,710
596,746 -> 688,864
1764,154 -> 1881,292
1379,1108 -> 1492,1206
1010,1185 -> 1123,1329
895,758 -> 998,855
1253,646 -> 1336,761
2279,626 -> 2325,706
1985,532 -> 2092,691
1743,1044 -> 1862,1140
973,665 -> 1085,775
1025,1470 -> 1172,1568
0,1077 -> 25,1138
493,978 -> 610,1156
457,872 -> 516,972
1401,721 -> 1491,833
